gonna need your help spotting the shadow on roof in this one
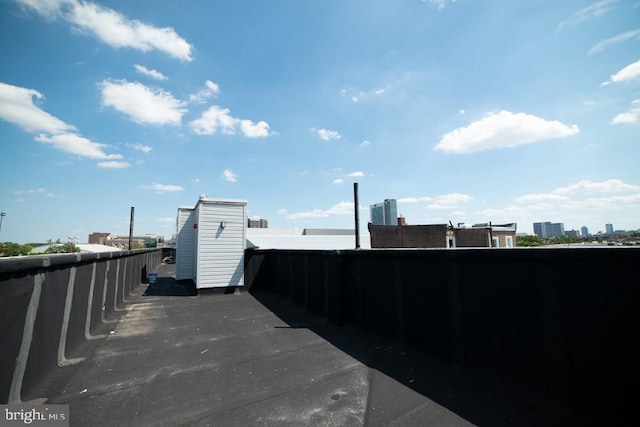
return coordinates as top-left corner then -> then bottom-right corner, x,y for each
250,290 -> 599,427
142,277 -> 197,297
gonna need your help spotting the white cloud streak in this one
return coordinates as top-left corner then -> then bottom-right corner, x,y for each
139,183 -> 184,192
425,0 -> 458,10
398,193 -> 471,209
602,59 -> 640,85
434,110 -> 579,154
35,133 -> 122,159
16,0 -> 193,61
133,64 -> 168,81
341,85 -> 389,103
612,99 -> 640,124
100,80 -> 186,126
588,28 -> 640,55
286,201 -> 356,220
557,0 -> 618,32
0,81 -> 123,162
0,82 -> 76,134
98,161 -> 130,168
131,143 -> 152,153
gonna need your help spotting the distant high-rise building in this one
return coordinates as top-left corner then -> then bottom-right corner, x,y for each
370,199 -> 398,225
550,222 -> 565,238
581,226 -> 589,237
605,223 -> 614,234
533,221 -> 565,239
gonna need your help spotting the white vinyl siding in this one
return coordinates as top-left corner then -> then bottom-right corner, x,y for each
175,208 -> 196,281
195,199 -> 246,289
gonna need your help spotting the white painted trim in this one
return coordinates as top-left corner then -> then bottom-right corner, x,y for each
101,260 -> 117,325
9,274 -> 43,404
58,267 -> 85,367
85,263 -> 108,340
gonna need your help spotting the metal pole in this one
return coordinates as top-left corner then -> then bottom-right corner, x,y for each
128,207 -> 135,250
354,183 -> 360,249
0,212 -> 5,239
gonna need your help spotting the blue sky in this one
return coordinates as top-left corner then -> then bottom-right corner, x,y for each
1,0 -> 639,243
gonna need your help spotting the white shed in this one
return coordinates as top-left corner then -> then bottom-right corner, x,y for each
176,197 -> 247,289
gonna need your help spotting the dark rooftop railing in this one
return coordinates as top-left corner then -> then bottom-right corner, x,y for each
0,249 -> 161,403
245,247 -> 640,419
2,245 -> 639,423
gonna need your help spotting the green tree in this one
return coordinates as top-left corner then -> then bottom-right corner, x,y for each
548,235 -> 580,245
516,235 -> 544,247
0,242 -> 35,257
45,243 -> 80,254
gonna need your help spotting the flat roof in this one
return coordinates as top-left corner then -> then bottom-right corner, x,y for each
42,264 -> 584,426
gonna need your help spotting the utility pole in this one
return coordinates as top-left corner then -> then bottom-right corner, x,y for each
0,212 -> 5,239
128,207 -> 135,250
354,183 -> 360,249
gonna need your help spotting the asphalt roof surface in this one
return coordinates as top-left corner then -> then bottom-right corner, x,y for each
48,264 -> 589,426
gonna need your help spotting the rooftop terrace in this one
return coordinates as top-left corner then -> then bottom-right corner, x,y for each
2,247 -> 638,426
34,265 -> 581,426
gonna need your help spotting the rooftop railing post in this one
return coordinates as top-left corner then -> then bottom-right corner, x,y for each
128,207 -> 135,250
354,182 -> 360,249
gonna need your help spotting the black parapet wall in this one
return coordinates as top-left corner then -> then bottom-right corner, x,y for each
0,249 -> 161,404
245,247 -> 640,413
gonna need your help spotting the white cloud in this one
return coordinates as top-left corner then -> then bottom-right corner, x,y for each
139,183 -> 184,192
98,161 -> 130,168
516,193 -> 567,203
189,80 -> 221,103
17,0 -> 193,61
398,196 -> 432,204
552,179 -> 640,195
131,143 -> 152,153
428,193 -> 472,210
557,0 -> 618,32
190,106 -> 236,135
286,201 -> 356,220
360,140 -> 371,147
333,178 -> 344,184
100,80 -> 186,126
602,59 -> 640,86
190,105 -> 270,138
434,110 -> 579,154
493,179 -> 640,229
15,0 -> 67,15
239,119 -> 270,138
1,82 -> 127,164
588,28 -> 640,55
0,82 -> 76,134
348,171 -> 365,177
612,99 -> 640,124
35,133 -> 122,159
314,128 -> 342,141
221,169 -> 238,183
133,64 -> 167,81
424,0 -> 458,10
341,85 -> 390,103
